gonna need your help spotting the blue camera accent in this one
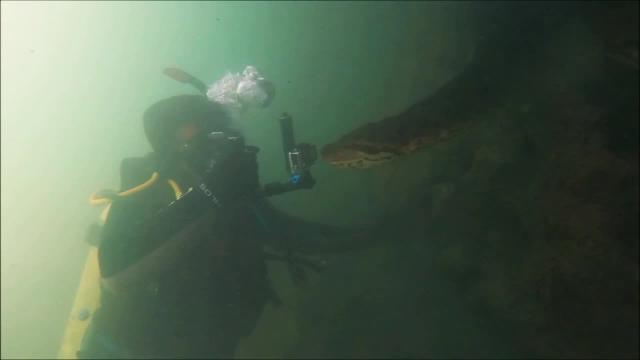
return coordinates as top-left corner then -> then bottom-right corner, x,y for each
291,174 -> 302,184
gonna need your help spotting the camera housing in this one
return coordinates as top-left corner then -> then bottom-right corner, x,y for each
261,113 -> 317,196
279,113 -> 317,176
288,143 -> 317,175
180,131 -> 247,174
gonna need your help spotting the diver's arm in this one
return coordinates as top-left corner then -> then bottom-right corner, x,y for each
101,205 -> 216,295
99,149 -> 258,294
99,184 -> 226,295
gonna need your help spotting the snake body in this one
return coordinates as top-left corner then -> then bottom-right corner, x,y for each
320,2 -> 638,169
320,29 -> 527,169
320,57 -> 499,169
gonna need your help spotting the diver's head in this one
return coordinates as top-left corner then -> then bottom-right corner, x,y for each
143,94 -> 231,169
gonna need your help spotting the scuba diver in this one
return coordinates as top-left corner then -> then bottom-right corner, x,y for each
79,93 -> 270,359
77,67 -> 374,359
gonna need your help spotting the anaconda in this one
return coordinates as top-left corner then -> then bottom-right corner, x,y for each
321,2 -> 639,169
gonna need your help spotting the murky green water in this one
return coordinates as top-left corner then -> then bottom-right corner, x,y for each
2,1 -> 637,359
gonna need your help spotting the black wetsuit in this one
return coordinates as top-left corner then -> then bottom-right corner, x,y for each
79,155 -> 270,359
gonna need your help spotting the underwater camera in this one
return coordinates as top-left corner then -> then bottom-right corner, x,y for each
262,113 -> 317,197
279,113 -> 317,177
180,130 -> 249,174
180,113 -> 317,197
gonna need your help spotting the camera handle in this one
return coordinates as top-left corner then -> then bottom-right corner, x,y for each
260,113 -> 317,197
261,171 -> 316,197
